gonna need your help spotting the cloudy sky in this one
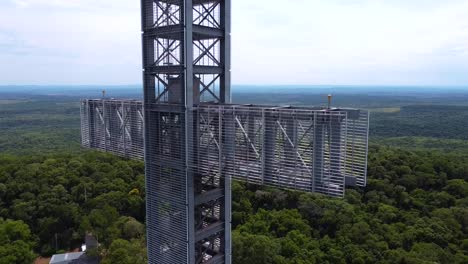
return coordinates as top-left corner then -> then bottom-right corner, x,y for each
1,0 -> 468,85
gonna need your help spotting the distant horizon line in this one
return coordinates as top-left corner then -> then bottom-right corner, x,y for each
1,84 -> 468,88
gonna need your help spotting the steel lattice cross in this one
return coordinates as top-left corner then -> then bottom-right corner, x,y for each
79,1 -> 370,263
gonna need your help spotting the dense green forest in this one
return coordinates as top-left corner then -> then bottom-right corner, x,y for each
0,98 -> 80,155
0,147 -> 467,263
232,145 -> 468,263
371,105 -> 468,140
0,95 -> 468,263
0,152 -> 147,263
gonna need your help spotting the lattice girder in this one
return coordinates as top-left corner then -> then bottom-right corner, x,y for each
81,100 -> 369,197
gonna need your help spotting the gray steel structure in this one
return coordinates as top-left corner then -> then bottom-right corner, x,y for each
80,99 -> 144,158
79,0 -> 370,263
141,0 -> 232,263
80,100 -> 370,263
81,101 -> 369,195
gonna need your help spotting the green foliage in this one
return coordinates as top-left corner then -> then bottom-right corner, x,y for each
101,238 -> 147,264
0,99 -> 81,155
232,231 -> 281,264
0,219 -> 36,264
372,136 -> 468,154
370,105 -> 468,140
232,146 -> 468,263
445,179 -> 468,198
238,209 -> 311,238
0,152 -> 145,255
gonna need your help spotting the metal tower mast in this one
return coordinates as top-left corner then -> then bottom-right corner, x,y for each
141,0 -> 231,263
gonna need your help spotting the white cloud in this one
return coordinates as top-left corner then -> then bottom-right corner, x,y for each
232,0 -> 468,85
9,0 -> 134,10
0,0 -> 141,85
0,0 -> 467,85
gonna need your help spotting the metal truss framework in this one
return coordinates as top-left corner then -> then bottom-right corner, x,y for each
80,99 -> 144,159
142,0 -> 229,105
195,105 -> 369,197
81,100 -> 369,197
81,99 -> 369,263
79,0 -> 369,263
81,100 -> 370,264
141,0 -> 232,262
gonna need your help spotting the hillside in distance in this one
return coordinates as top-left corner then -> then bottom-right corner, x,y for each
2,86 -> 468,154
2,85 -> 468,108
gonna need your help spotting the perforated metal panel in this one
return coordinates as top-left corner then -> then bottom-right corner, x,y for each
344,109 -> 370,187
141,0 -> 232,261
145,106 -> 189,264
81,100 -> 369,197
80,100 -> 144,159
195,105 -> 352,197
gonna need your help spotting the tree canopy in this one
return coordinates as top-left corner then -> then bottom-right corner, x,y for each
232,145 -> 468,263
0,145 -> 467,263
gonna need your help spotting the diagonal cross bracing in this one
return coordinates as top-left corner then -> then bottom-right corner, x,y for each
81,100 -> 369,197
81,100 -> 144,159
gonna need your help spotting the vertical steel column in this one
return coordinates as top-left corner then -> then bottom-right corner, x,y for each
129,104 -> 138,157
142,0 -> 188,263
141,0 -> 231,263
185,1 -> 196,263
263,111 -> 277,186
328,114 -> 345,194
220,0 -> 231,103
285,112 -> 298,170
223,108 -> 233,264
87,100 -> 95,149
313,116 -> 325,192
221,2 -> 232,261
